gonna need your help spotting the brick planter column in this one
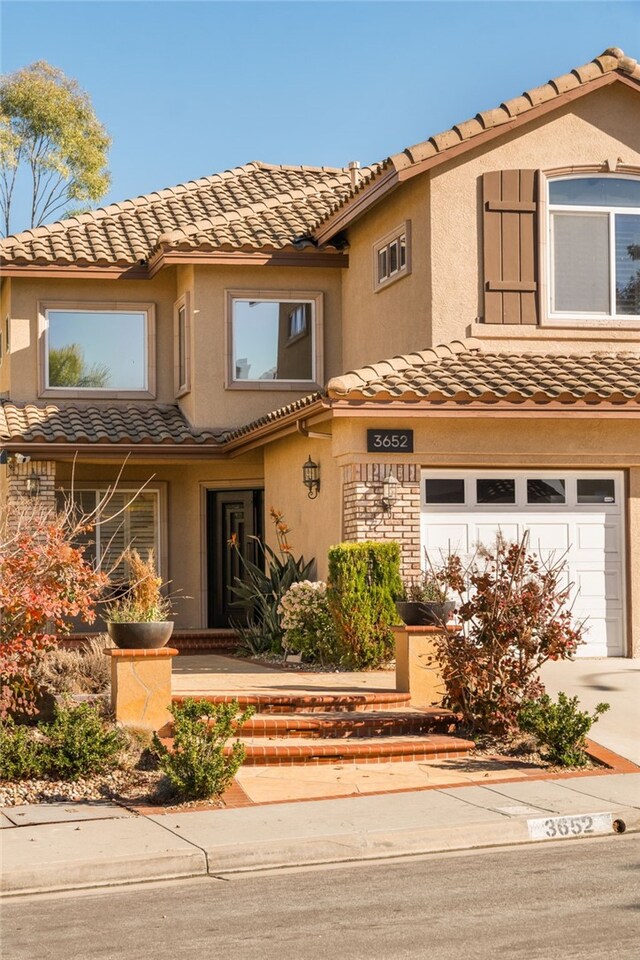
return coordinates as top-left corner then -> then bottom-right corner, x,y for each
104,648 -> 179,736
342,463 -> 421,579
393,625 -> 459,709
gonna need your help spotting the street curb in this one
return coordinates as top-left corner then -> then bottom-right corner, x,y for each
0,816 -> 208,897
201,806 -> 639,875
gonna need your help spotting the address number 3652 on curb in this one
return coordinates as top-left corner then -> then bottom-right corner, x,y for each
527,812 -> 613,841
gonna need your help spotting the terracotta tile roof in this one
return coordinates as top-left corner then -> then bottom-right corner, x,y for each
313,46 -> 640,235
327,341 -> 640,404
0,161 -> 379,267
220,392 -> 323,442
0,402 -> 224,445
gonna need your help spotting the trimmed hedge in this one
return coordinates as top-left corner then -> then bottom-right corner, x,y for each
327,541 -> 402,669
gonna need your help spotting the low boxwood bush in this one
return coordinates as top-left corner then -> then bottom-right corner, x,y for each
0,702 -> 125,781
327,541 -> 402,670
518,692 -> 610,767
0,718 -> 46,780
153,698 -> 254,800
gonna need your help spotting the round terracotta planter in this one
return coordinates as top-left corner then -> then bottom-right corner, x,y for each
395,601 -> 456,627
106,621 -> 174,650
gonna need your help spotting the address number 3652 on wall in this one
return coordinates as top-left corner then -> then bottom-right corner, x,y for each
366,429 -> 414,453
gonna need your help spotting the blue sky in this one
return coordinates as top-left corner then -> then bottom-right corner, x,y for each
1,0 -> 639,232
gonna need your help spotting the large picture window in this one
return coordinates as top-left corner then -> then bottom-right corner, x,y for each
229,294 -> 320,385
549,176 -> 640,321
42,303 -> 153,394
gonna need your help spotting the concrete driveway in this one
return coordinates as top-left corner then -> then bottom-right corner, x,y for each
540,658 -> 640,765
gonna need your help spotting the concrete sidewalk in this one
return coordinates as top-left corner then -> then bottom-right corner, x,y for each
2,774 -> 639,896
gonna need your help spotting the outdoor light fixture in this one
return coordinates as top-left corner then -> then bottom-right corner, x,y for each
381,472 -> 401,512
302,455 -> 320,499
25,469 -> 41,498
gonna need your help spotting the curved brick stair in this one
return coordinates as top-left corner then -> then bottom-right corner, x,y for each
169,689 -> 474,766
172,690 -> 413,714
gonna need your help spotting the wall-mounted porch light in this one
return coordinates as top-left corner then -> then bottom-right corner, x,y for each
302,455 -> 320,500
381,472 -> 401,512
26,469 -> 41,498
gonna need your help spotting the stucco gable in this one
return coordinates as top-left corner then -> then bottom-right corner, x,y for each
313,46 -> 640,242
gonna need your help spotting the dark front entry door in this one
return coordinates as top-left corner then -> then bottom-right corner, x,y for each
206,489 -> 263,628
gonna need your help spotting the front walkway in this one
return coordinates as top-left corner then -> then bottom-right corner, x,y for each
172,653 -> 396,697
171,655 -> 637,805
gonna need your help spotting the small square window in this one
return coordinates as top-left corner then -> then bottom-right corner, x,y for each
527,479 -> 566,504
425,478 -> 465,504
577,479 -> 616,504
476,478 -> 515,504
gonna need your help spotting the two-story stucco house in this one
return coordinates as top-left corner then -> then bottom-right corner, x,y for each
1,46 -> 639,657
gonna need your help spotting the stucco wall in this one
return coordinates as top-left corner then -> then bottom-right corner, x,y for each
429,84 -> 640,347
341,83 -> 640,371
189,265 -> 342,429
7,272 -> 178,404
263,431 -> 341,581
340,175 -> 430,373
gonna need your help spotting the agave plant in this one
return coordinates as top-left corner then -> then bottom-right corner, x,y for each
229,510 -> 314,656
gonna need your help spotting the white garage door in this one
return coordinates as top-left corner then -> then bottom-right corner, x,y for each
420,471 -> 625,657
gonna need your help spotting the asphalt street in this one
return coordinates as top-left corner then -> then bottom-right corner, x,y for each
3,834 -> 639,960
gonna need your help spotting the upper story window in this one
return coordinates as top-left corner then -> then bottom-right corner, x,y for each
548,176 -> 640,322
374,221 -> 411,292
40,302 -> 155,397
227,292 -> 322,388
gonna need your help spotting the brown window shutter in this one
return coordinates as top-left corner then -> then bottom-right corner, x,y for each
482,170 -> 539,325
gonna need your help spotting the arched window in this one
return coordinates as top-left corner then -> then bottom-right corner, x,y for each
548,176 -> 640,321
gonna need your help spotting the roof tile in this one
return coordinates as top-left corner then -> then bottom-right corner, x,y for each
327,344 -> 640,404
0,162 -> 379,267
0,402 -> 224,446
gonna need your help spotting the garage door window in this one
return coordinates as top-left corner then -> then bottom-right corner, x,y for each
577,478 -> 616,504
476,478 -> 515,504
527,479 -> 566,504
424,478 -> 465,504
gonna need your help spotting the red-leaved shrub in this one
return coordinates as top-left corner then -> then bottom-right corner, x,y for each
0,503 -> 108,718
431,535 -> 583,734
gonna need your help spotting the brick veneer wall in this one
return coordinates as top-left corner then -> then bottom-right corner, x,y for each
6,460 -> 57,511
342,463 -> 421,578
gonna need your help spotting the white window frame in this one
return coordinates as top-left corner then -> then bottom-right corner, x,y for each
546,174 -> 640,326
373,221 -> 411,292
38,301 -> 156,399
226,290 -> 323,390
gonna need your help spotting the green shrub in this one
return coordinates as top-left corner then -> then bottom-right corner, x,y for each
40,702 -> 125,779
230,510 -> 314,656
279,580 -> 343,665
0,703 -> 124,780
153,698 -> 254,800
518,692 -> 610,767
327,541 -> 402,670
0,718 -> 46,780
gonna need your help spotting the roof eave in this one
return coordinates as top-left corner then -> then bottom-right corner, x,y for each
314,71 -> 639,244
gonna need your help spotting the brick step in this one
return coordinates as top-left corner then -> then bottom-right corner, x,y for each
237,709 -> 459,739
171,691 -> 412,714
158,733 -> 474,766
232,733 -> 474,765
